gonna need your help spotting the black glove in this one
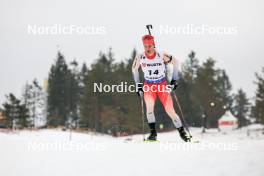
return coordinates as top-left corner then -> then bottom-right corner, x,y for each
136,83 -> 144,96
170,80 -> 178,90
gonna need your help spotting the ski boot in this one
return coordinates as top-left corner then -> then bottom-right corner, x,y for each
147,129 -> 157,141
177,127 -> 191,142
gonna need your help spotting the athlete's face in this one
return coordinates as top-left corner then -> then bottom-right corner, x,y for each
144,44 -> 155,55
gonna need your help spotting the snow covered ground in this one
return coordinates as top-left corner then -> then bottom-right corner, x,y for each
1,127 -> 264,176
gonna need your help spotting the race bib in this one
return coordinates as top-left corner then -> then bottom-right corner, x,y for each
140,52 -> 166,82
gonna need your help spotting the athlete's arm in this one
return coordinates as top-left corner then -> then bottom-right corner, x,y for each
132,55 -> 141,84
163,52 -> 179,81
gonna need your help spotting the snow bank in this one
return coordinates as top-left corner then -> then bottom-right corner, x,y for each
0,128 -> 264,176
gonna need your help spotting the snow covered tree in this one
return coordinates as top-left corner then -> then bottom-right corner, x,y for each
22,79 -> 45,128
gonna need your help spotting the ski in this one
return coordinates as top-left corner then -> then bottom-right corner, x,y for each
144,139 -> 160,142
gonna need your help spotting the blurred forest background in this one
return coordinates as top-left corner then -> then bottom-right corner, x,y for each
1,49 -> 264,135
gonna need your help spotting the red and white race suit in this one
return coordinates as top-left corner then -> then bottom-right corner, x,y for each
133,51 -> 182,128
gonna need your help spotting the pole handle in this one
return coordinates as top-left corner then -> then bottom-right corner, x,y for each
146,25 -> 153,35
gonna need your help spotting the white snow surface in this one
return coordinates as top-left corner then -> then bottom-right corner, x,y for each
1,128 -> 264,176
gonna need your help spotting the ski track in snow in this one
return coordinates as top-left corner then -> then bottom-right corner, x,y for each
0,128 -> 264,176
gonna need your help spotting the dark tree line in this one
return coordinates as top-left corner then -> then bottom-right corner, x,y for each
2,93 -> 29,128
47,52 -> 83,128
1,49 -> 264,133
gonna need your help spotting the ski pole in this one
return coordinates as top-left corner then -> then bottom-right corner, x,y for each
140,95 -> 146,141
172,91 -> 192,138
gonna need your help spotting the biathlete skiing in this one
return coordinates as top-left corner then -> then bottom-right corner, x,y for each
132,25 -> 191,142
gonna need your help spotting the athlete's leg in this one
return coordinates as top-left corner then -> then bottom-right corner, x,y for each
143,87 -> 157,124
157,85 -> 191,142
158,90 -> 183,128
143,83 -> 158,140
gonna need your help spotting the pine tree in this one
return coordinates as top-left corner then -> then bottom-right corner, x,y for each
111,49 -> 143,134
81,50 -> 115,132
216,70 -> 233,108
80,63 -> 88,96
195,58 -> 233,128
2,93 -> 29,128
80,48 -> 144,134
252,67 -> 264,124
2,93 -> 20,128
47,52 -> 71,127
79,63 -> 89,128
68,60 -> 82,128
17,103 -> 30,128
233,89 -> 250,127
177,51 -> 202,127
